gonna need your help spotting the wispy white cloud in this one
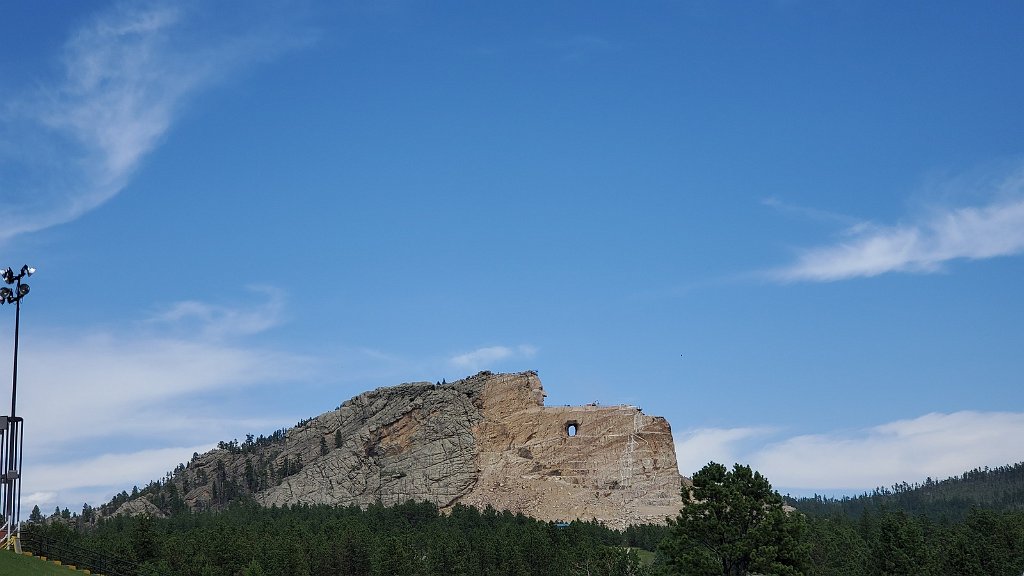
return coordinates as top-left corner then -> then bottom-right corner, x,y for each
8,290 -> 311,509
0,2 -> 311,242
760,196 -> 863,227
449,344 -> 538,372
26,444 -> 215,511
147,285 -> 287,340
676,412 -> 1024,493
751,411 -> 1024,492
675,426 -> 777,478
21,334 -> 308,448
771,169 -> 1024,282
19,289 -> 310,450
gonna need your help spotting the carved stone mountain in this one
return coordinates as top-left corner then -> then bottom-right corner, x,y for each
165,371 -> 683,528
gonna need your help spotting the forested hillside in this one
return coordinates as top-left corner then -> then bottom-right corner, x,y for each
785,463 -> 1024,575
26,500 -> 660,576
24,461 -> 1024,575
789,462 -> 1024,520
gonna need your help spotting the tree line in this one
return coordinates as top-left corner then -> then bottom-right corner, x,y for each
801,505 -> 1024,576
661,462 -> 1024,576
27,500 -> 658,576
788,462 -> 1024,576
789,462 -> 1024,521
23,461 -> 1024,575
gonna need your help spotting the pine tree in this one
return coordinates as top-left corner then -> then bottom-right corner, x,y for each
81,503 -> 94,522
244,461 -> 255,491
662,462 -> 809,575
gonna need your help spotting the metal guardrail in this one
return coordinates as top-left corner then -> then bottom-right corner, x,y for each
20,527 -> 141,576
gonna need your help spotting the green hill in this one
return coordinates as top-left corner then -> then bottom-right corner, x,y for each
788,462 -> 1024,521
0,550 -> 82,575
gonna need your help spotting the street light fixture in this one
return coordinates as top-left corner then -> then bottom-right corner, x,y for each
0,264 -> 32,551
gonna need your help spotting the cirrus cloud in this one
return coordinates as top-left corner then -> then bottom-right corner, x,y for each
0,1 -> 313,243
750,411 -> 1024,491
449,344 -> 538,372
771,168 -> 1024,282
676,411 -> 1024,494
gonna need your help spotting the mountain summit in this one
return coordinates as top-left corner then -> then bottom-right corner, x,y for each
127,371 -> 683,528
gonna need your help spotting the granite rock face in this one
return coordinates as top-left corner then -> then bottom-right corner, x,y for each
168,371 -> 683,528
258,380 -> 481,509
459,372 -> 683,527
111,496 -> 167,518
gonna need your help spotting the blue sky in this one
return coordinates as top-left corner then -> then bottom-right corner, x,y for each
2,1 -> 1023,512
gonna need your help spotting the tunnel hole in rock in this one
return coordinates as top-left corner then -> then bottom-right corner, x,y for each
566,420 -> 579,437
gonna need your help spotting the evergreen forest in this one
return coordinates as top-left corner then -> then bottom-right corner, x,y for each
19,461 -> 1024,576
25,500 -> 657,576
788,462 -> 1024,521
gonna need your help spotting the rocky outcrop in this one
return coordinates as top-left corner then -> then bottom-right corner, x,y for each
460,372 -> 683,527
165,371 -> 683,528
258,380 -> 481,508
111,496 -> 167,518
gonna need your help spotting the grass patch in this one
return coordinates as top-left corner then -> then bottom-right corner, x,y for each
614,546 -> 658,566
635,548 -> 657,564
0,550 -> 80,575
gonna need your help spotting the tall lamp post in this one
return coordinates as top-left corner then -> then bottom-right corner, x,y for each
1,264 -> 32,550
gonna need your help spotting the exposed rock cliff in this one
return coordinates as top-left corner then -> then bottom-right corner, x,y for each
161,371 -> 682,528
111,496 -> 167,519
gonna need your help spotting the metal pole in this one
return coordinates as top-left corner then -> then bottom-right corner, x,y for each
15,418 -> 23,534
0,266 -> 31,542
3,287 -> 16,529
10,285 -> 19,419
